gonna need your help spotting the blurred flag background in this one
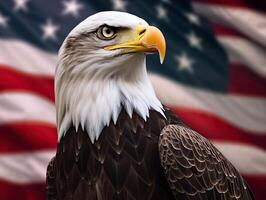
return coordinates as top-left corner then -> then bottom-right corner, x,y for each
0,0 -> 265,199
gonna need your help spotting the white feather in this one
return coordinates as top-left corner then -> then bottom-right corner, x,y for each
55,11 -> 165,143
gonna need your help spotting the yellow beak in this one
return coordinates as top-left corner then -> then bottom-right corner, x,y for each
104,25 -> 166,64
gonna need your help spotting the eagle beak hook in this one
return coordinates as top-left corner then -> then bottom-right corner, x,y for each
139,26 -> 166,64
104,25 -> 166,64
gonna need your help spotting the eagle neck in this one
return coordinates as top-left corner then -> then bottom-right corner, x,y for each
56,57 -> 165,143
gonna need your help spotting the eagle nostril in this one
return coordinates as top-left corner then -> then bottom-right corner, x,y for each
139,28 -> 146,36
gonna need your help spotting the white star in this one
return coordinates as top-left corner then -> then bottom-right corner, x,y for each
0,13 -> 9,28
62,0 -> 83,17
175,53 -> 194,72
111,0 -> 127,11
186,32 -> 202,49
156,5 -> 168,20
40,19 -> 59,40
13,0 -> 29,12
186,13 -> 200,25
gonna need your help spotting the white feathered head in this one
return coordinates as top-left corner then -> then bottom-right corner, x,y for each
56,11 -> 166,142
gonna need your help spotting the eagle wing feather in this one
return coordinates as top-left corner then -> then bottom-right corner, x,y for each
159,115 -> 254,200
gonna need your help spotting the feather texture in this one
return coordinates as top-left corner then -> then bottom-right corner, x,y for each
159,110 -> 254,200
47,108 -> 174,200
47,107 -> 254,200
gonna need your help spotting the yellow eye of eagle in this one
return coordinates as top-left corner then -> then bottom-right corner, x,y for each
97,25 -> 117,40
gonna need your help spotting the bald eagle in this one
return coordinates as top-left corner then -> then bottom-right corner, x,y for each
46,11 -> 254,200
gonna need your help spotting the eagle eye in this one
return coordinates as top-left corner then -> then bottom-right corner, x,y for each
97,25 -> 117,40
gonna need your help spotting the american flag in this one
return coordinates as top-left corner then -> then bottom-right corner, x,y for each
0,0 -> 265,199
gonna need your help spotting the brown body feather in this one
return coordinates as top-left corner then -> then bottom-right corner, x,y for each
46,107 -> 254,200
47,108 -> 175,200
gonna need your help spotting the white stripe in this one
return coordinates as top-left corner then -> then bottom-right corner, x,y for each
0,92 -> 56,125
213,141 -> 266,175
193,2 -> 266,48
0,150 -> 54,183
0,143 -> 265,184
0,39 -> 56,76
218,36 -> 266,77
150,74 -> 266,133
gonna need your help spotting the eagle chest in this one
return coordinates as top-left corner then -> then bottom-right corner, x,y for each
54,110 -> 172,200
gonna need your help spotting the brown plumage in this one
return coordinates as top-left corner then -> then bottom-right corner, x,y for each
46,107 -> 254,200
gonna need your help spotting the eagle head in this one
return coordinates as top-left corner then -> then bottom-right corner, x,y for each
56,11 -> 166,142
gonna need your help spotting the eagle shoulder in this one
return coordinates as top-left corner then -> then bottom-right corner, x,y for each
159,123 -> 254,200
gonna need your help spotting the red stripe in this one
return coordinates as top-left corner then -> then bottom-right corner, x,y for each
2,108 -> 265,153
170,107 -> 266,150
193,0 -> 266,12
0,122 -> 57,153
0,180 -> 45,200
212,23 -> 244,37
229,64 -> 266,97
243,175 -> 266,200
193,0 -> 248,8
212,23 -> 263,48
0,65 -> 54,102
